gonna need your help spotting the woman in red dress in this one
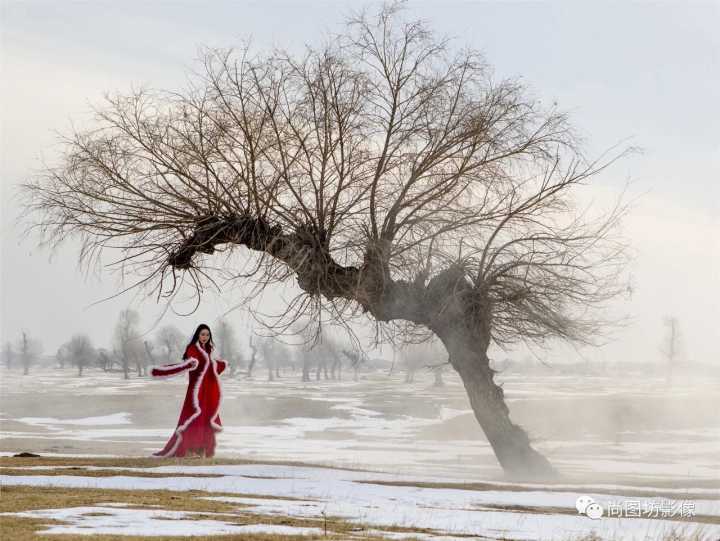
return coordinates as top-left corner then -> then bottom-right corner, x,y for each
150,324 -> 227,458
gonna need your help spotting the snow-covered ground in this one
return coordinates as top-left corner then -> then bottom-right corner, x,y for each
1,367 -> 718,539
2,463 -> 718,540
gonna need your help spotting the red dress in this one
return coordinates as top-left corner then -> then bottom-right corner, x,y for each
150,341 -> 227,458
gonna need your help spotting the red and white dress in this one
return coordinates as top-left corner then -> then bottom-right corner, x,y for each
150,341 -> 227,458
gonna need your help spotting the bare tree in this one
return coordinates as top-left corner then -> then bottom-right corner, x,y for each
97,348 -> 113,371
156,325 -> 185,361
65,334 -> 97,376
402,348 -> 419,384
341,348 -> 367,381
433,363 -> 446,387
18,332 -> 43,375
113,309 -> 144,379
214,318 -> 241,375
258,336 -> 288,381
144,339 -> 158,371
293,322 -> 342,382
313,335 -> 340,381
399,342 -> 447,384
23,5 -> 628,478
245,336 -> 259,378
292,330 -> 316,383
55,344 -> 69,369
3,342 -> 15,370
661,316 -> 682,382
330,355 -> 342,381
298,347 -> 313,383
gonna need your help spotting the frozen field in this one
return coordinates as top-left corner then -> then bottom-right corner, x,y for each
1,366 -> 718,539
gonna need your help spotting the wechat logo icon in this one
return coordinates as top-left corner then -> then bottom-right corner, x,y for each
576,495 -> 604,520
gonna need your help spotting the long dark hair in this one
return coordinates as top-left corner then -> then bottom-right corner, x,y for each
183,324 -> 214,359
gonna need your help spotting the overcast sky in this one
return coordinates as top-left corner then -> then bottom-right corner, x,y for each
1,1 -> 718,364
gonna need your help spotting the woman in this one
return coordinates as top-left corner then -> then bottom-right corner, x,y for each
150,324 -> 227,458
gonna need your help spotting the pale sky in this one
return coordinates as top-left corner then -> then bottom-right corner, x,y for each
1,1 -> 718,364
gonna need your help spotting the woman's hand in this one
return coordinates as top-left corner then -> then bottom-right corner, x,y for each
215,359 -> 227,375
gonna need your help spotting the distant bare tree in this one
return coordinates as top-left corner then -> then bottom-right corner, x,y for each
65,334 -> 97,376
55,343 -> 69,369
244,336 -> 259,378
156,325 -> 185,361
292,328 -> 317,383
293,323 -> 342,382
329,343 -> 343,380
403,353 -> 418,383
3,342 -> 15,370
317,336 -> 342,381
330,357 -> 342,381
433,364 -> 446,387
144,339 -> 158,371
661,316 -> 683,382
298,347 -> 313,383
23,5 -> 629,477
113,309 -> 144,379
215,318 -> 241,375
257,336 -> 290,381
341,348 -> 367,381
399,342 -> 445,384
18,332 -> 43,375
97,348 -> 113,371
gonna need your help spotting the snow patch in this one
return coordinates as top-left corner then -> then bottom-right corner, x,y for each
0,505 -> 323,537
17,413 -> 132,427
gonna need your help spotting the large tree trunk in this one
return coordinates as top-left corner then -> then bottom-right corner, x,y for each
440,326 -> 556,480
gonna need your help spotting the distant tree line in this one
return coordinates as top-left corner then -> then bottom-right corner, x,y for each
2,313 -> 691,383
1,310 -> 390,382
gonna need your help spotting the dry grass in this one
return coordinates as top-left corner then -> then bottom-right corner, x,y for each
0,467 -> 227,479
0,455 -> 374,472
570,531 -> 719,541
352,478 -> 720,502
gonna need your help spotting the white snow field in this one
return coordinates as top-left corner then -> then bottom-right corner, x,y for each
1,366 -> 719,539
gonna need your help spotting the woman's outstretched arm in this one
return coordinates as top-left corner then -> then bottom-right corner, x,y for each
151,357 -> 199,378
